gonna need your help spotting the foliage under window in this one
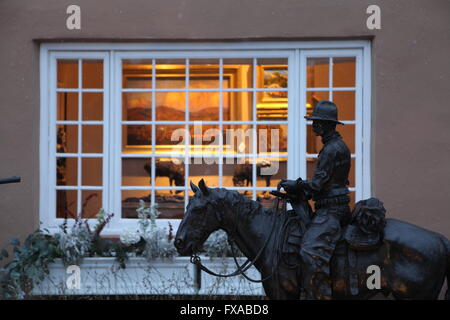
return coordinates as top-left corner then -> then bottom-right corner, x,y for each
0,200 -> 241,299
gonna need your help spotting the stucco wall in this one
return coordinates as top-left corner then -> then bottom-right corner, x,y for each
0,0 -> 449,252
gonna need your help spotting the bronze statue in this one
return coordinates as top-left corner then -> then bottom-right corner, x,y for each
175,101 -> 450,300
280,100 -> 351,299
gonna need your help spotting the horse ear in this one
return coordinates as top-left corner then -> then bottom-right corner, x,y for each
190,181 -> 199,194
198,179 -> 209,196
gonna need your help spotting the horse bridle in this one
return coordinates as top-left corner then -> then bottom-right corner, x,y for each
189,191 -> 283,283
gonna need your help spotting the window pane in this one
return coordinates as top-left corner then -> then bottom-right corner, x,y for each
123,59 -> 152,89
189,59 -> 220,89
122,158 -> 152,186
156,59 -> 185,89
223,125 -> 253,155
155,190 -> 185,219
123,92 -> 151,121
257,58 -> 288,89
122,125 -> 151,153
223,58 -> 253,89
82,60 -> 103,89
57,60 -> 78,89
82,158 -> 102,186
82,92 -> 103,121
122,190 -> 151,219
155,158 -> 185,187
333,57 -> 356,87
189,91 -> 219,121
80,190 -> 102,218
156,92 -> 185,121
255,158 -> 287,188
155,125 -> 185,155
57,125 -> 78,153
189,124 -> 220,150
257,99 -> 287,121
189,161 -> 219,187
222,158 -> 252,187
257,124 -> 287,154
56,190 -> 77,218
57,92 -> 78,121
224,91 -> 252,121
57,157 -> 77,186
82,125 -> 103,153
333,91 -> 355,121
307,58 -> 329,88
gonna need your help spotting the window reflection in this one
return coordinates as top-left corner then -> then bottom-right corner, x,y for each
223,58 -> 253,89
123,59 -> 152,88
122,190 -> 151,219
189,91 -> 220,121
333,57 -> 356,87
81,190 -> 102,218
307,58 -> 329,88
83,93 -> 103,121
155,158 -> 185,188
57,60 -> 78,89
224,91 -> 252,121
156,92 -> 185,121
57,92 -> 78,121
123,92 -> 151,121
155,190 -> 185,219
57,190 -> 77,218
333,91 -> 355,121
122,158 -> 152,186
82,60 -> 103,89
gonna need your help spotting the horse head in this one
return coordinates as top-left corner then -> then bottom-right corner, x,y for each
175,179 -> 222,256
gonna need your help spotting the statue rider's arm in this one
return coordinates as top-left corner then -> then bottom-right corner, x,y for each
296,147 -> 336,199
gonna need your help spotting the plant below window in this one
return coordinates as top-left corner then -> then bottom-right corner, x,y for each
0,201 -> 242,299
118,200 -> 177,260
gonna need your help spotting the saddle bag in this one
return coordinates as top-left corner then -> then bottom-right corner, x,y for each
344,197 -> 387,251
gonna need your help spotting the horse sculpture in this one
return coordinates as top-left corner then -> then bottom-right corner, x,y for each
175,179 -> 450,300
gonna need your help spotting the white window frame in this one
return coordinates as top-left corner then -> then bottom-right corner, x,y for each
40,41 -> 371,235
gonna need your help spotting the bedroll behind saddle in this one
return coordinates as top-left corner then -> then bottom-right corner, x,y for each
344,197 -> 387,251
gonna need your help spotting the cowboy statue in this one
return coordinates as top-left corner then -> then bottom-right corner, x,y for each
280,100 -> 351,300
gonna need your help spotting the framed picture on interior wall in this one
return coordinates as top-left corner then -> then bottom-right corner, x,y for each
256,65 -> 288,121
121,71 -> 235,153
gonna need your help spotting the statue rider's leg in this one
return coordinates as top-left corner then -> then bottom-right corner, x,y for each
299,206 -> 347,300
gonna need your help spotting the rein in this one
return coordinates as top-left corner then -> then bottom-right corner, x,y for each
190,191 -> 286,283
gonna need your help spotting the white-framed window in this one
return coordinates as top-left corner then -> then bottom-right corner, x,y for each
40,41 -> 371,234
